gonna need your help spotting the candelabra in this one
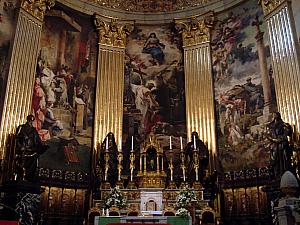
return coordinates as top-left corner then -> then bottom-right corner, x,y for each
180,147 -> 186,183
129,149 -> 135,182
117,151 -> 123,187
193,147 -> 199,182
102,148 -> 111,189
168,139 -> 176,189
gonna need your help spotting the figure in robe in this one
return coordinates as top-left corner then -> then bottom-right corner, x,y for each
14,115 -> 48,182
266,112 -> 292,177
142,33 -> 165,65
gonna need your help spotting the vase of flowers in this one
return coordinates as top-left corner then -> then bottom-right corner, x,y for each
176,188 -> 198,209
175,208 -> 190,218
105,186 -> 126,209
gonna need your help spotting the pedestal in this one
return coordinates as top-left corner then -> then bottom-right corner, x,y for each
101,182 -> 111,189
168,181 -> 177,189
116,180 -> 124,188
127,181 -> 136,189
193,181 -> 202,189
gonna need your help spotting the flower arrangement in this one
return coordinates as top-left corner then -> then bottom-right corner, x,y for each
105,186 -> 126,209
176,188 -> 198,209
175,208 -> 190,218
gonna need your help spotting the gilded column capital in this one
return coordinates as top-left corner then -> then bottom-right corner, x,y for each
258,0 -> 286,16
21,0 -> 55,21
93,14 -> 134,48
174,11 -> 214,47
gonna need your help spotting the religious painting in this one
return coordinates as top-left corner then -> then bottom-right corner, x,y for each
292,0 -> 300,40
212,1 -> 277,172
0,0 -> 17,102
31,7 -> 97,174
123,25 -> 186,152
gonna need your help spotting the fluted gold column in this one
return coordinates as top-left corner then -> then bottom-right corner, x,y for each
175,12 -> 217,165
259,0 -> 300,130
0,0 -> 55,177
93,14 -> 134,151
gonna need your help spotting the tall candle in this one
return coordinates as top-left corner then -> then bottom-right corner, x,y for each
180,136 -> 183,150
169,136 -> 172,149
106,137 -> 108,150
131,136 -> 134,150
193,135 -> 196,150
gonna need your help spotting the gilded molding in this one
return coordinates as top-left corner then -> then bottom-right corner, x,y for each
94,14 -> 134,48
21,0 -> 55,21
175,12 -> 214,47
90,0 -> 211,13
258,0 -> 285,16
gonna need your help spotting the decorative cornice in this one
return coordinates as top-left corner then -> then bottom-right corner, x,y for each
174,11 -> 214,47
89,0 -> 211,13
93,14 -> 134,48
21,0 -> 55,21
258,0 -> 285,16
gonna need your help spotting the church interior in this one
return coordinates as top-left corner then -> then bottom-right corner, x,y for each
0,0 -> 300,225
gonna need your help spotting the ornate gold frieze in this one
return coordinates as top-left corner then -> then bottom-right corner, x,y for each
175,12 -> 214,47
21,0 -> 55,21
90,0 -> 211,13
93,14 -> 134,48
258,0 -> 285,16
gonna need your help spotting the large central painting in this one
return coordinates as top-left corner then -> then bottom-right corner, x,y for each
123,25 -> 186,150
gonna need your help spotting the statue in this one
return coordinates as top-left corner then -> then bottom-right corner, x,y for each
14,115 -> 48,182
185,131 -> 209,184
266,112 -> 293,177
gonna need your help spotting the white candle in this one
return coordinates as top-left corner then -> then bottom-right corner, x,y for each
180,136 -> 183,150
193,135 -> 196,150
169,136 -> 172,149
106,137 -> 108,150
131,136 -> 134,150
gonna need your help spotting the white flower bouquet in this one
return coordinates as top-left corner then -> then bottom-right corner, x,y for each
176,208 -> 190,218
176,188 -> 197,208
105,186 -> 126,209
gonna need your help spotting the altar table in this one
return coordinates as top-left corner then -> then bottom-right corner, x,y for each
95,216 -> 191,225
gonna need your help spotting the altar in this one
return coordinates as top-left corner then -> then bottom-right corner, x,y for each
91,133 -> 210,225
94,216 -> 191,225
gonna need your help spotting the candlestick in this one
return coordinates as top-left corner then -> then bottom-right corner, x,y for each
131,136 -> 134,150
106,137 -> 108,150
169,136 -> 172,149
180,136 -> 183,150
193,135 -> 196,150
